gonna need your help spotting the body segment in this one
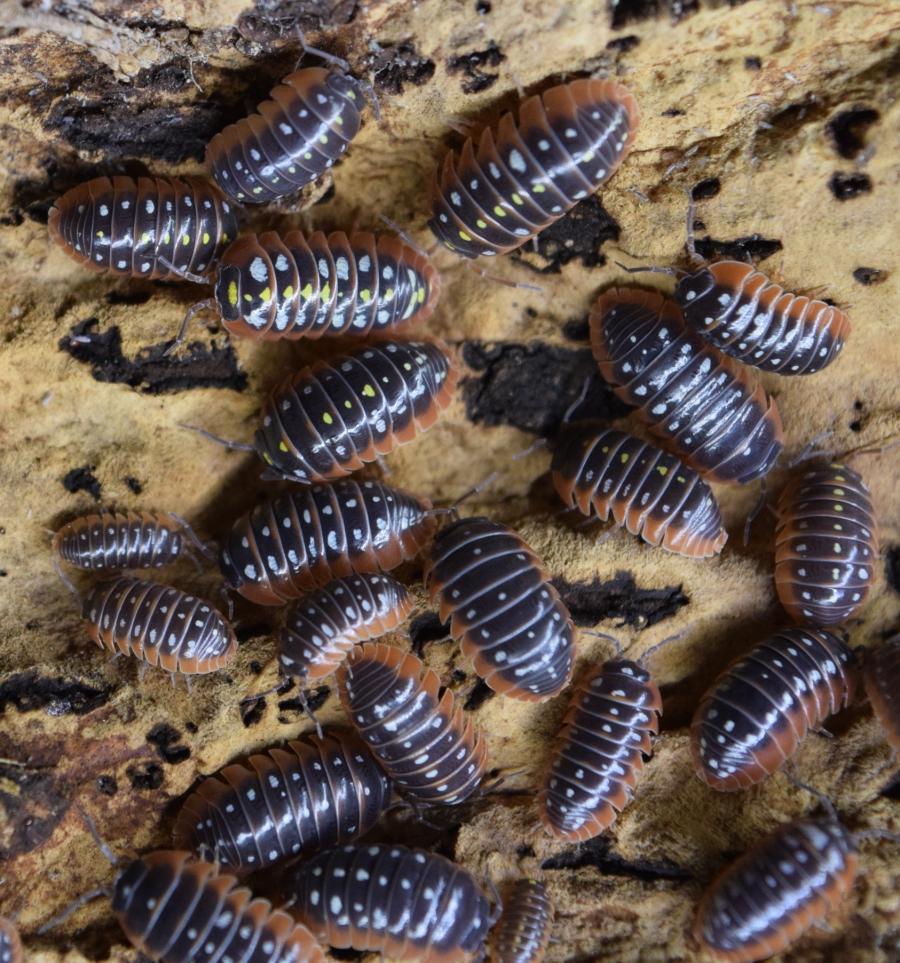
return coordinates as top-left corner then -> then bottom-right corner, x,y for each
864,637 -> 900,753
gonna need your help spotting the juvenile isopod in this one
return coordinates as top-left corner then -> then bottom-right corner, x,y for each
590,286 -> 783,484
488,879 -> 553,963
0,918 -> 22,963
338,642 -> 488,805
283,843 -> 492,962
423,516 -> 575,701
48,176 -> 238,279
429,78 -> 639,258
83,577 -> 236,675
219,480 -> 437,606
774,462 -> 877,625
863,635 -> 900,753
173,731 -> 393,871
691,627 -> 856,791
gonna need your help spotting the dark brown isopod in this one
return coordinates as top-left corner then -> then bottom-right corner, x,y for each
206,67 -> 363,206
279,573 -> 413,683
694,818 -> 858,962
112,850 -> 324,962
775,462 -> 878,625
424,516 -> 575,701
338,643 -> 488,805
205,230 -> 440,340
489,879 -> 553,963
674,261 -> 851,375
691,627 -> 856,791
429,78 -> 639,258
254,340 -> 458,483
48,176 -> 238,280
864,636 -> 900,753
173,731 -> 392,871
0,918 -> 22,963
53,510 -> 196,572
590,286 -> 784,484
551,424 -> 727,558
219,480 -> 437,606
283,843 -> 492,963
538,660 -> 662,841
83,577 -> 236,675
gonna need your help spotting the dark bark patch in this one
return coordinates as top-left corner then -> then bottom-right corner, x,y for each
511,197 -> 620,274
610,0 -> 698,29
0,671 -> 111,716
691,177 -> 721,200
885,546 -> 900,596
410,612 -> 451,658
828,172 -> 873,200
542,834 -> 692,879
553,574 -> 689,629
368,40 -> 435,94
146,723 -> 191,764
126,761 -> 164,790
826,106 -> 880,160
446,42 -> 505,94
853,267 -> 886,285
62,465 -> 102,501
692,233 -> 783,264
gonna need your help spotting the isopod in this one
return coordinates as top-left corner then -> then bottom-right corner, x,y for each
83,577 -> 236,675
774,462 -> 877,625
0,918 -> 22,963
590,286 -> 783,484
551,424 -> 727,558
539,659 -> 662,841
48,176 -> 237,279
279,573 -> 413,683
489,879 -> 553,963
283,843 -> 492,962
206,67 -> 364,205
423,516 -> 575,701
694,818 -> 858,962
338,642 -> 488,805
219,480 -> 437,606
863,635 -> 900,753
429,78 -> 639,258
691,627 -> 856,791
173,731 -> 392,871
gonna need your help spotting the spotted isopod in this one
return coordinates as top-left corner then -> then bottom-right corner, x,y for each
173,731 -> 392,871
539,659 -> 662,841
690,627 -> 856,791
429,78 -> 639,258
590,286 -> 784,484
551,424 -> 727,558
863,636 -> 900,753
219,480 -> 437,606
423,516 -> 575,701
48,176 -> 237,279
206,67 -> 364,205
0,917 -> 22,963
83,577 -> 236,675
774,462 -> 877,625
338,642 -> 488,805
279,573 -> 413,683
694,818 -> 858,962
489,879 -> 554,963
282,843 -> 492,963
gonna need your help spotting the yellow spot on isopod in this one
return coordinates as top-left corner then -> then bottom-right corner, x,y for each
511,193 -> 524,205
677,476 -> 686,483
417,288 -> 425,303
476,219 -> 487,229
620,452 -> 629,464
583,150 -> 595,162
182,234 -> 191,246
834,504 -> 843,512
304,152 -> 313,159
834,523 -> 843,530
403,362 -> 412,371
344,400 -> 352,409
163,232 -> 171,244
335,117 -> 343,126
362,384 -> 375,398
322,413 -> 334,425
301,283 -> 313,299
493,205 -> 506,218
601,446 -> 609,453
262,452 -> 273,464
278,441 -> 288,452
533,184 -> 546,193
361,289 -> 371,302
244,293 -> 253,302
96,230 -> 104,238
320,283 -> 331,302
202,231 -> 210,245
283,286 -> 294,299
833,487 -> 845,495
320,135 -> 328,144
834,474 -> 845,480
223,233 -> 230,242
657,466 -> 668,476
227,281 -> 238,306
385,288 -> 394,300
141,232 -> 151,244
260,287 -> 271,302
459,230 -> 472,241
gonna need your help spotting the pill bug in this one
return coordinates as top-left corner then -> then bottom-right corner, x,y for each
206,67 -> 364,205
774,462 -> 877,625
590,286 -> 783,484
254,340 -> 458,483
0,917 -> 22,963
674,262 -> 851,375
690,627 -> 856,791
863,636 -> 900,753
83,577 -> 236,675
201,230 -> 441,341
282,843 -> 492,963
219,480 -> 437,606
551,424 -> 727,558
428,78 -> 639,258
279,573 -> 413,683
52,510 -> 202,572
538,659 -> 662,841
112,850 -> 324,962
488,879 -> 553,963
423,517 -> 575,701
694,818 -> 858,962
48,176 -> 238,279
173,731 -> 392,871
338,642 -> 488,805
